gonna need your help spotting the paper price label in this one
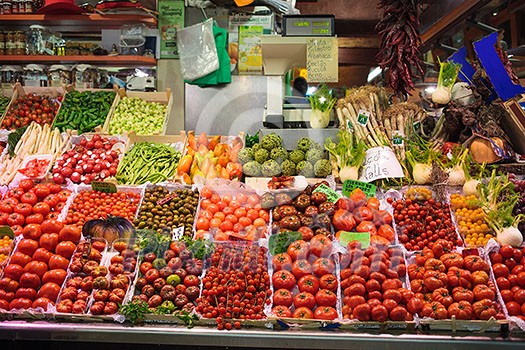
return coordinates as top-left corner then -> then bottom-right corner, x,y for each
172,226 -> 185,241
91,181 -> 117,193
359,146 -> 404,182
338,231 -> 370,249
357,110 -> 370,127
313,184 -> 340,203
157,193 -> 179,206
392,130 -> 404,146
342,180 -> 376,198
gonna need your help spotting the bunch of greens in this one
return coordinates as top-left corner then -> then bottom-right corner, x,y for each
180,236 -> 214,260
309,85 -> 336,112
136,229 -> 171,257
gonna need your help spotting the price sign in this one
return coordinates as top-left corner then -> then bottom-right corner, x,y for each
342,180 -> 376,198
392,130 -> 404,146
91,181 -> 117,193
172,226 -> 185,241
357,110 -> 370,127
157,193 -> 178,206
338,231 -> 370,249
313,184 -> 340,203
306,37 -> 338,83
269,231 -> 302,256
359,146 -> 404,182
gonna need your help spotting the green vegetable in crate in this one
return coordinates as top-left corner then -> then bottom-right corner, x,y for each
254,148 -> 269,163
242,161 -> 262,177
314,159 -> 331,178
261,133 -> 282,151
297,137 -> 314,152
237,147 -> 254,165
270,147 -> 288,164
116,142 -> 181,184
296,160 -> 314,177
0,95 -> 10,116
109,97 -> 167,135
53,90 -> 116,133
305,147 -> 323,164
289,150 -> 305,164
261,159 -> 281,177
281,159 -> 296,176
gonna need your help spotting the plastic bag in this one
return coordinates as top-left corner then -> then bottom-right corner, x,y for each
177,18 -> 219,81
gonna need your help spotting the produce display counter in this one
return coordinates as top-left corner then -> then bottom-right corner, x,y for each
0,320 -> 524,349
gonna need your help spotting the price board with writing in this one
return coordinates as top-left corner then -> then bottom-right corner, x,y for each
342,180 -> 376,198
359,146 -> 404,183
313,183 -> 340,203
306,37 -> 338,83
338,231 -> 370,249
91,181 -> 117,193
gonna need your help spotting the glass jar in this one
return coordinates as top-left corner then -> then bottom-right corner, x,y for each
25,25 -> 51,55
0,65 -> 23,88
23,64 -> 46,87
3,1 -> 12,14
14,31 -> 25,56
0,32 -> 5,55
5,32 -> 15,56
11,0 -> 19,13
73,64 -> 98,89
48,65 -> 72,87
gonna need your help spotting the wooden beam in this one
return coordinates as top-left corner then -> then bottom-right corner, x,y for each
510,12 -> 519,48
338,48 -> 379,65
338,36 -> 379,49
420,0 -> 485,50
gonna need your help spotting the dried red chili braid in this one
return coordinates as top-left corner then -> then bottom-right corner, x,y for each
376,0 -> 425,98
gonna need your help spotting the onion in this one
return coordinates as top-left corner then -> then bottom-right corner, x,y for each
412,163 -> 432,185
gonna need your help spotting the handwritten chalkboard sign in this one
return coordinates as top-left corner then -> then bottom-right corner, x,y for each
306,37 -> 338,83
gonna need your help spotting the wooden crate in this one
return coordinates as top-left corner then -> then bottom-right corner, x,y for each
0,83 -> 65,130
51,85 -> 119,133
104,88 -> 173,135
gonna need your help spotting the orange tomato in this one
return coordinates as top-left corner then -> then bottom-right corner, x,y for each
208,204 -> 219,214
225,214 -> 238,224
215,231 -> 229,241
229,201 -> 241,210
259,210 -> 270,222
233,223 -> 244,233
220,221 -> 233,231
196,218 -> 210,231
238,216 -> 252,227
247,194 -> 260,206
217,201 -> 227,211
200,199 -> 211,210
366,197 -> 380,210
222,194 -> 233,204
253,218 -> 267,227
201,187 -> 212,199
235,193 -> 247,204
234,207 -> 247,218
209,218 -> 222,228
200,210 -> 213,221
213,212 -> 225,221
210,194 -> 221,204
247,209 -> 259,221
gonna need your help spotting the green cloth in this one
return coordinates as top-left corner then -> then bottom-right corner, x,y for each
185,23 -> 231,87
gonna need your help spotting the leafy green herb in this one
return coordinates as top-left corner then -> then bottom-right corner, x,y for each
174,310 -> 198,328
136,229 -> 171,257
437,59 -> 462,90
269,231 -> 302,255
7,125 -> 28,157
245,133 -> 260,148
309,84 -> 336,113
119,300 -> 149,325
181,236 -> 214,260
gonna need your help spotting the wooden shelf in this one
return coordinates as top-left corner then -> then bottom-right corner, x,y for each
0,13 -> 157,30
0,55 -> 156,66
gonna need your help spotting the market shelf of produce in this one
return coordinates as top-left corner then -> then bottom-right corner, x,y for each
0,321 -> 523,350
0,14 -> 157,29
0,56 -> 156,67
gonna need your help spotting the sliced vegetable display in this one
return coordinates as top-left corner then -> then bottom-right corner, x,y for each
109,97 -> 166,135
53,90 -> 116,134
116,142 -> 181,185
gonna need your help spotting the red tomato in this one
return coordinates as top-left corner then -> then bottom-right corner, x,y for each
48,254 -> 69,270
390,305 -> 409,321
272,305 -> 293,318
309,234 -> 333,258
19,272 -> 41,289
55,241 -> 76,259
17,238 -> 39,256
18,179 -> 34,192
4,264 -> 25,281
7,213 -> 25,226
34,184 -> 50,199
37,282 -> 61,301
9,298 -> 33,310
32,248 -> 52,264
371,304 -> 389,322
272,253 -> 292,271
24,261 -> 48,279
315,289 -> 337,307
25,213 -> 44,225
39,233 -> 59,252
311,257 -> 335,277
353,302 -> 371,321
9,252 -> 32,267
32,297 -> 52,311
292,306 -> 314,319
22,223 -> 42,240
298,274 -> 320,294
407,297 -> 424,314
20,192 -> 38,206
319,273 -> 338,292
42,269 -> 67,285
272,288 -> 293,307
287,240 -> 309,261
291,259 -> 312,279
314,306 -> 338,320
298,226 -> 314,241
492,263 -> 510,278
33,202 -> 51,216
41,219 -> 63,234
58,225 -> 81,244
293,291 -> 316,309
272,270 -> 296,290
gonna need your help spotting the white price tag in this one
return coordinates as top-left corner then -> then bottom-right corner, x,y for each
359,146 -> 404,182
172,226 -> 185,241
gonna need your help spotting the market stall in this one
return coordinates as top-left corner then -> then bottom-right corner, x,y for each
1,0 -> 525,349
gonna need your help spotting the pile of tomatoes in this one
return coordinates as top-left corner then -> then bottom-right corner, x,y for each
194,187 -> 270,242
1,93 -> 60,129
270,234 -> 339,321
196,244 -> 271,330
0,180 -> 71,236
56,239 -> 107,314
132,241 -> 202,314
408,241 -> 505,320
52,135 -> 123,185
0,224 -> 81,311
390,195 -> 462,251
489,244 -> 525,320
340,243 -> 415,322
64,190 -> 141,228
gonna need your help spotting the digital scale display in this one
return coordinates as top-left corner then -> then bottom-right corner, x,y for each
283,15 -> 335,37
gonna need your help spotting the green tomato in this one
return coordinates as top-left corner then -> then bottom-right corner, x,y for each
166,274 -> 181,286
